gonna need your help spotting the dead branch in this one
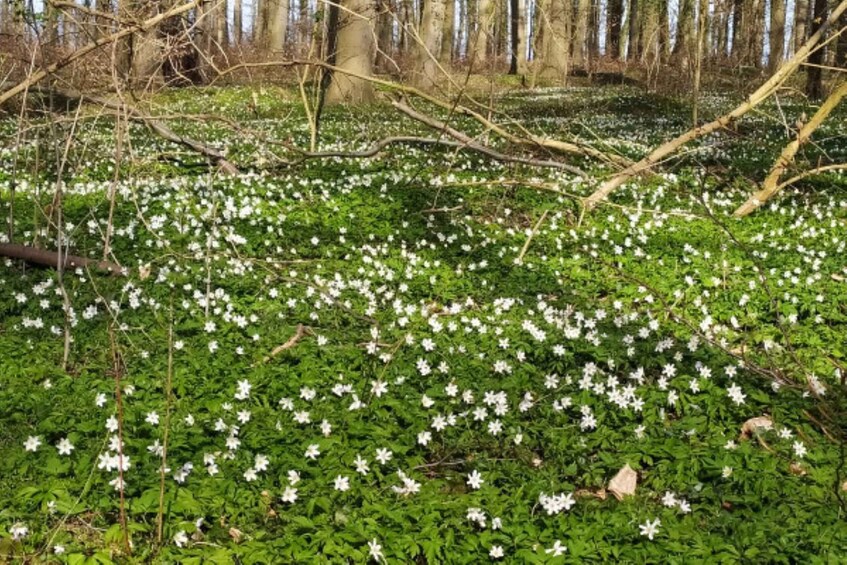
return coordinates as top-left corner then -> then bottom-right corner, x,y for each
516,209 -> 549,263
52,88 -> 239,174
583,0 -> 847,212
0,243 -> 126,275
0,0 -> 200,109
734,81 -> 847,217
389,101 -> 587,176
262,324 -> 307,363
215,59 -> 630,167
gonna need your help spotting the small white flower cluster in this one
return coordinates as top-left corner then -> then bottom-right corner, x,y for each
538,491 -> 576,515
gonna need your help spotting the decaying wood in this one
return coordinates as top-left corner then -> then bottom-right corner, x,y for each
0,243 -> 126,275
582,0 -> 847,212
733,81 -> 847,217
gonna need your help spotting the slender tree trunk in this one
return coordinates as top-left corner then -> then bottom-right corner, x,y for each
731,0 -> 744,60
299,0 -> 312,54
572,0 -> 589,66
607,0 -> 623,58
640,0 -> 660,64
508,0 -> 518,71
415,0 -> 446,87
793,0 -> 808,54
805,0 -> 828,98
750,0 -> 764,66
627,0 -> 640,60
441,0 -> 455,62
768,0 -> 785,70
673,0 -> 694,66
253,0 -> 265,42
326,0 -> 377,103
400,0 -> 413,54
836,10 -> 847,67
658,0 -> 670,61
377,0 -> 395,68
215,0 -> 229,49
473,0 -> 494,66
714,0 -> 728,58
233,0 -> 243,44
588,0 -> 601,59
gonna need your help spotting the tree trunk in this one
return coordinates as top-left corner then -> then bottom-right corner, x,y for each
640,0 -> 660,64
233,0 -> 243,44
607,0 -> 623,58
768,0 -> 785,70
805,0 -> 828,98
731,0 -> 743,60
793,0 -> 808,54
267,0 -> 288,52
473,0 -> 494,66
836,10 -> 847,67
572,0 -> 589,66
658,0 -> 670,61
415,0 -> 446,87
673,0 -> 694,66
714,0 -> 728,59
215,0 -> 228,49
377,0 -> 396,69
509,0 -> 523,71
441,0 -> 455,63
533,0 -> 569,83
750,0 -> 764,66
326,0 -> 377,103
627,0 -> 640,60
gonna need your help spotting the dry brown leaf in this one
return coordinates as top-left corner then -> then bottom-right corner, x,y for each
608,464 -> 637,501
575,488 -> 607,500
229,527 -> 243,543
832,273 -> 845,282
842,480 -> 847,492
740,415 -> 773,440
789,462 -> 807,476
138,263 -> 151,280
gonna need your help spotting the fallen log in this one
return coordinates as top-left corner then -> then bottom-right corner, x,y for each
0,243 -> 126,276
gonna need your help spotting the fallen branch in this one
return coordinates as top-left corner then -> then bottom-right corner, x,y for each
516,210 -> 549,263
215,59 -> 630,167
261,324 -> 307,363
0,0 -> 200,108
391,101 -> 587,176
52,88 -> 239,174
583,0 -> 847,211
0,243 -> 126,275
295,136 -> 580,175
734,81 -> 847,217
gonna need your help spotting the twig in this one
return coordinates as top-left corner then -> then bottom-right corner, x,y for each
516,209 -> 549,263
261,324 -> 308,363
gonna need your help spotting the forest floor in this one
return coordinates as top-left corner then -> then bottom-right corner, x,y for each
1,84 -> 847,563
